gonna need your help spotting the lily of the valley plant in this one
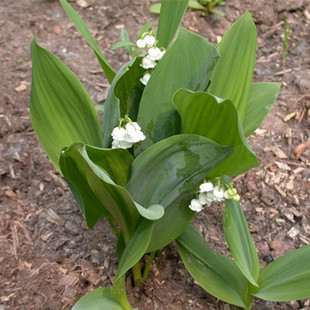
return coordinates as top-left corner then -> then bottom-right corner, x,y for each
30,0 -> 310,309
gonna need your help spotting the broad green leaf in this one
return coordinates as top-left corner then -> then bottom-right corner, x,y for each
85,145 -> 133,187
223,200 -> 260,287
73,276 -> 132,310
253,245 -> 310,301
30,38 -> 103,171
135,203 -> 164,220
177,225 -> 250,308
137,27 -> 219,153
59,144 -> 138,234
103,58 -> 145,147
208,11 -> 256,121
174,89 -> 258,177
115,219 -> 154,280
243,82 -> 281,137
59,0 -> 115,83
189,0 -> 207,10
156,0 -> 189,48
126,134 -> 232,251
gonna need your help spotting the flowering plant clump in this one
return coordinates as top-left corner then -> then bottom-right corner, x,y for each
30,0 -> 310,309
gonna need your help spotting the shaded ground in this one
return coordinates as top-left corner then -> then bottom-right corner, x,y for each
0,0 -> 309,309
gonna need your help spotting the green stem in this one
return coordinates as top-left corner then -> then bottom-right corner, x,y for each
132,261 -> 143,288
142,251 -> 156,280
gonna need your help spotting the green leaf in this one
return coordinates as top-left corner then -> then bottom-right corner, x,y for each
208,11 -> 256,121
112,41 -> 134,50
126,134 -> 232,251
253,245 -> 310,301
59,144 -> 138,233
135,203 -> 164,221
30,38 -> 103,171
115,220 -> 154,280
137,27 -> 219,153
223,200 -> 260,287
73,276 -> 132,310
177,225 -> 250,308
103,58 -> 145,147
72,288 -> 124,310
174,89 -> 258,177
59,0 -> 115,83
156,0 -> 189,48
189,0 -> 207,10
149,3 -> 161,14
243,82 -> 281,137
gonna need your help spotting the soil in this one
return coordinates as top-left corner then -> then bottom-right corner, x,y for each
0,0 -> 310,309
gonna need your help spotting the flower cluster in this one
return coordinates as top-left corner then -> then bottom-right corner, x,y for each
111,116 -> 146,149
136,32 -> 166,85
189,179 -> 240,212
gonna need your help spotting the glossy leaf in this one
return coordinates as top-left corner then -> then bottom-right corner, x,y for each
30,38 -> 103,171
137,27 -> 219,153
208,11 -> 256,121
103,58 -> 144,147
174,89 -> 258,177
126,134 -> 232,251
156,0 -> 189,48
223,200 -> 260,287
253,245 -> 310,301
149,3 -> 161,14
59,144 -> 138,233
115,219 -> 154,280
189,0 -> 206,10
243,82 -> 281,137
177,225 -> 250,308
59,0 -> 115,83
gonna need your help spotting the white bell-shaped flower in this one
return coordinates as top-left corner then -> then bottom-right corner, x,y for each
189,199 -> 203,212
140,72 -> 151,85
213,185 -> 225,201
111,127 -> 127,141
143,34 -> 156,47
125,122 -> 146,143
199,181 -> 214,193
147,47 -> 162,61
136,39 -> 146,49
111,139 -> 133,149
198,192 -> 214,205
141,56 -> 156,69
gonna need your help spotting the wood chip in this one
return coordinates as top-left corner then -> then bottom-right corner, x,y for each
254,128 -> 267,136
76,0 -> 89,8
287,227 -> 300,239
284,212 -> 294,223
286,178 -> 294,190
283,111 -> 297,122
293,167 -> 305,174
5,189 -> 16,198
275,161 -> 291,171
294,141 -> 310,160
274,184 -> 286,197
40,231 -> 53,242
270,146 -> 287,159
15,83 -> 27,92
43,209 -> 65,225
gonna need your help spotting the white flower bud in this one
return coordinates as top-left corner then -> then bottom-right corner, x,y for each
199,181 -> 214,193
111,139 -> 133,149
141,56 -> 156,69
140,72 -> 151,85
125,122 -> 146,143
136,39 -> 146,49
189,199 -> 203,212
233,194 -> 240,202
143,34 -> 156,47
